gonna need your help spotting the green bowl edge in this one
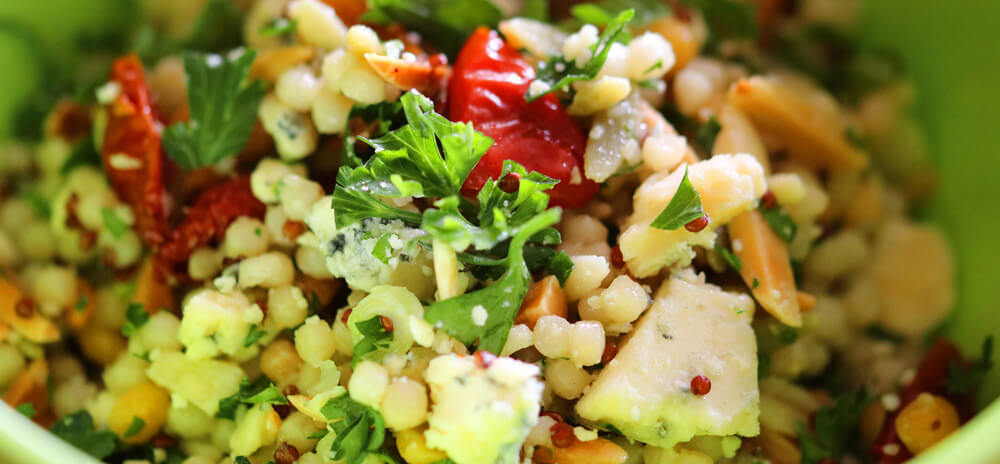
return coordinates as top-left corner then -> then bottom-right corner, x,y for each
1,0 -> 999,462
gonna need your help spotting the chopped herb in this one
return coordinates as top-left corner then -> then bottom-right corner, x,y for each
162,49 -> 266,170
352,316 -> 394,367
307,429 -> 329,440
332,91 -> 490,228
694,116 -> 721,155
133,351 -> 152,362
75,293 -> 88,313
795,389 -> 869,464
526,9 -> 634,102
101,207 -> 129,239
363,0 -> 502,56
253,227 -> 262,237
50,410 -> 117,459
425,208 -> 560,354
864,324 -> 905,344
371,235 -> 394,264
650,167 -> 706,231
258,18 -> 298,38
243,324 -> 268,348
752,277 -> 760,289
20,188 -> 51,219
61,133 -> 101,175
121,303 -> 149,337
733,306 -> 746,315
215,377 -> 288,420
778,326 -> 799,345
845,127 -> 867,149
682,0 -> 757,47
307,291 -> 323,315
715,245 -> 742,272
947,335 -> 994,395
320,394 -> 391,464
759,205 -> 797,243
234,457 -> 251,464
124,417 -> 146,438
545,251 -> 575,286
16,403 -> 36,418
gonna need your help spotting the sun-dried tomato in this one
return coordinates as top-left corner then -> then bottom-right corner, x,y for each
102,54 -> 170,247
156,177 -> 265,271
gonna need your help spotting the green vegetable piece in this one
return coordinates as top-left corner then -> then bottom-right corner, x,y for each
101,207 -> 129,239
50,410 -> 117,459
121,303 -> 149,337
124,416 -> 145,438
526,9 -> 635,102
16,403 -> 35,418
759,205 -> 797,243
650,167 -> 706,230
162,49 -> 266,170
795,389 -> 869,464
352,316 -> 394,368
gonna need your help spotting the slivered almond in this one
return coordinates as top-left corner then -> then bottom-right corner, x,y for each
0,278 -> 60,344
637,99 -> 699,165
535,438 -> 629,464
729,75 -> 868,172
365,53 -> 450,95
515,276 -> 567,329
729,210 -> 802,327
134,257 -> 175,314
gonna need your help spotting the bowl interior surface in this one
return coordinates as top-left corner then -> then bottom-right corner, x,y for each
0,0 -> 997,462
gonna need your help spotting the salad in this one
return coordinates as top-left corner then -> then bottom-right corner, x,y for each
0,0 -> 993,464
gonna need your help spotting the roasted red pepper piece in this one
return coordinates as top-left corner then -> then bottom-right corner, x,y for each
156,177 -> 265,270
448,28 -> 599,208
872,338 -> 972,463
102,55 -> 170,247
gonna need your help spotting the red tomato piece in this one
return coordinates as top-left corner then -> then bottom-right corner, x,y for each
102,55 -> 170,247
448,28 -> 599,208
156,177 -> 265,271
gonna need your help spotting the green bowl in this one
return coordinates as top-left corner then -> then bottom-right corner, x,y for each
0,0 -> 998,462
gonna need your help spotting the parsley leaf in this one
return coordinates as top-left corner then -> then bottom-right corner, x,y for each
101,207 -> 129,239
16,403 -> 35,418
61,133 -> 101,175
425,207 -> 561,354
694,116 -> 721,154
371,235 -> 394,264
947,335 -> 994,395
234,457 -> 251,464
650,167 -> 706,230
682,0 -> 757,46
50,410 -> 117,459
243,324 -> 268,348
795,389 -> 869,464
526,9 -> 635,102
352,317 -> 394,367
258,18 -> 298,39
162,49 -> 266,170
571,0 -> 670,28
321,394 -> 391,464
121,303 -> 149,337
124,417 -> 146,438
75,293 -> 88,313
759,205 -> 797,243
332,91 -> 491,228
715,245 -> 742,272
363,0 -> 502,56
215,377 -> 288,420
